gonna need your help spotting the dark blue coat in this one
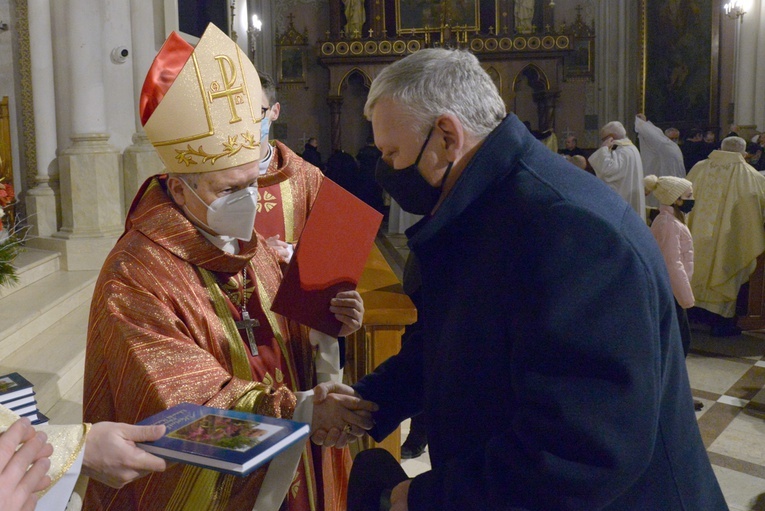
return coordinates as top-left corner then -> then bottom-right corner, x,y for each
353,114 -> 727,510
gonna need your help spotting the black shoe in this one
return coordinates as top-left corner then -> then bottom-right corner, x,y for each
401,434 -> 427,459
694,399 -> 704,411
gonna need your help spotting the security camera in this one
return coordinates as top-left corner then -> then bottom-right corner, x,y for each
111,46 -> 129,64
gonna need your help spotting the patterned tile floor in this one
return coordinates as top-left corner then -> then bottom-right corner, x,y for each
377,231 -> 765,510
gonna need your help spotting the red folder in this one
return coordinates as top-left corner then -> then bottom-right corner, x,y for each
270,178 -> 383,336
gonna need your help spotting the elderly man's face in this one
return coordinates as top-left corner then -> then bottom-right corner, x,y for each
565,137 -> 577,150
371,98 -> 443,187
171,162 -> 260,236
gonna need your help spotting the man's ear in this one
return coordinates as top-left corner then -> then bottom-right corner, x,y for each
435,113 -> 464,162
166,176 -> 187,206
270,102 -> 281,122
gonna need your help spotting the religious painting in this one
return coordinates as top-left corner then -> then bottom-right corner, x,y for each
396,0 -> 480,33
564,37 -> 594,80
641,0 -> 718,129
277,46 -> 307,84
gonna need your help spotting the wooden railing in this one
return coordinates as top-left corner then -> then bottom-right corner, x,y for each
345,242 -> 417,461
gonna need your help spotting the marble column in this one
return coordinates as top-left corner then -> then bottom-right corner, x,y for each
122,0 -> 163,213
25,0 -> 58,237
594,0 -> 640,136
734,3 -> 765,130
34,0 -> 122,271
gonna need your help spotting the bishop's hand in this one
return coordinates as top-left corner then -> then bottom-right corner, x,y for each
311,382 -> 378,448
331,290 -> 365,337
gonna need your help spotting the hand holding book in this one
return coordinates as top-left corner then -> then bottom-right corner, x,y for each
82,422 -> 167,489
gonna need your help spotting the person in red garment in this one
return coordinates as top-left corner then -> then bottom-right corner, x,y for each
83,24 -> 374,511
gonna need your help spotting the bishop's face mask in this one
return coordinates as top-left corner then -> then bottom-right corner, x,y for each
181,179 -> 259,241
678,199 -> 695,214
375,127 -> 453,215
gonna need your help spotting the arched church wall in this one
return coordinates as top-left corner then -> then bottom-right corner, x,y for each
270,6 -> 332,165
338,70 -> 372,155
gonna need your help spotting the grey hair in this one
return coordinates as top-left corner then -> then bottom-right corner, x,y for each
664,127 -> 680,138
601,121 -> 627,140
364,49 -> 506,138
721,136 -> 746,154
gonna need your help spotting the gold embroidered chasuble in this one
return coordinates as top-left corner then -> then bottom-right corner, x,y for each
83,176 -> 344,511
687,151 -> 765,317
256,141 -> 324,244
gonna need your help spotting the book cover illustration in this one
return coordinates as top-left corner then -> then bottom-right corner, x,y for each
138,403 -> 309,476
0,372 -> 35,403
167,413 -> 278,452
271,177 -> 383,336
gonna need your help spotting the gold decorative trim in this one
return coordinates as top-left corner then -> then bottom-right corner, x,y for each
174,131 -> 259,167
13,0 -> 37,192
199,266 -> 252,380
364,41 -> 377,54
470,38 -> 485,52
321,42 -> 335,55
350,41 -> 364,54
280,179 -> 295,243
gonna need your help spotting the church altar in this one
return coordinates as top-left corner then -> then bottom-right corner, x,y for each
346,242 -> 417,460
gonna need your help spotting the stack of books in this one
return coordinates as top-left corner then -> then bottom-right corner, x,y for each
0,372 -> 48,425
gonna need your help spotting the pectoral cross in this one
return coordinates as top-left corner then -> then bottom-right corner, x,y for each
236,309 -> 260,356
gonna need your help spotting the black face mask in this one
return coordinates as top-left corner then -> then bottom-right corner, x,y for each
375,127 -> 453,215
678,199 -> 695,214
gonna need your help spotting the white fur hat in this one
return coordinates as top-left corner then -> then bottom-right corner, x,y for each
644,175 -> 692,206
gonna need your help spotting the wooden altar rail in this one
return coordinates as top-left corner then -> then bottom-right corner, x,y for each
739,253 -> 765,331
345,241 -> 417,461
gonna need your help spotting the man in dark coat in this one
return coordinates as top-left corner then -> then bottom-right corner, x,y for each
301,136 -> 323,170
320,48 -> 727,510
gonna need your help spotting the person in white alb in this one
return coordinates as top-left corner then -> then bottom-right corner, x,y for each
589,120 -> 646,222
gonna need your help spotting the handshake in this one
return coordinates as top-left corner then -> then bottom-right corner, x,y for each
310,381 -> 379,448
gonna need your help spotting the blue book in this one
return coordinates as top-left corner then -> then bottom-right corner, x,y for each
0,372 -> 35,403
2,392 -> 37,410
32,411 -> 49,426
136,403 -> 310,477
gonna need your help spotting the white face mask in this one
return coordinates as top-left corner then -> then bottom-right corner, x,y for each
260,115 -> 271,142
181,179 -> 258,241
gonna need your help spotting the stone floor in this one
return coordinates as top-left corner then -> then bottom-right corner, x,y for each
377,231 -> 765,511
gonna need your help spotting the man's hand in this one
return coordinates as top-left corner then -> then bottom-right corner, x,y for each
82,422 -> 167,489
636,113 -> 647,122
390,479 -> 412,511
601,135 -> 615,149
311,382 -> 378,448
265,235 -> 292,264
0,418 -> 53,511
331,290 -> 364,337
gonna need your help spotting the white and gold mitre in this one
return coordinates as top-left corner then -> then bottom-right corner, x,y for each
140,23 -> 262,174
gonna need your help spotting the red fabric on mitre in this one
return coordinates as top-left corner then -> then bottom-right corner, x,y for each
139,32 -> 194,126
